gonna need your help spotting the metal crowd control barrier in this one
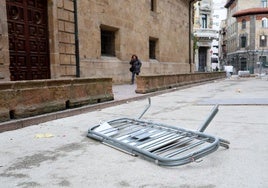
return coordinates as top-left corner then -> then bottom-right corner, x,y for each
87,98 -> 230,166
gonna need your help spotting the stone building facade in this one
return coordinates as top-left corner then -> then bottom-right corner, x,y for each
0,0 -> 197,84
224,0 -> 268,74
219,19 -> 227,67
193,0 -> 218,72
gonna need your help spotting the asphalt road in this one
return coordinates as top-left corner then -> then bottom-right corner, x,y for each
0,77 -> 268,188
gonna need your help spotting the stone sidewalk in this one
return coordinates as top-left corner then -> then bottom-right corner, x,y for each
0,77 -> 268,188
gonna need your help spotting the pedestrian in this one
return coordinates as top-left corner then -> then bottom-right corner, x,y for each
129,54 -> 142,84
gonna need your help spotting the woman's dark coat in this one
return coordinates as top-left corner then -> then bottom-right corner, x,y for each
130,59 -> 142,75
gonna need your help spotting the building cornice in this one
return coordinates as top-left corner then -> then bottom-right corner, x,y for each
233,8 -> 268,17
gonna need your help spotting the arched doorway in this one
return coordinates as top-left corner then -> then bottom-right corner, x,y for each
6,0 -> 50,81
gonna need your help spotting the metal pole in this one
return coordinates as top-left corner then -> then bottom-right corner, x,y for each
138,98 -> 151,119
197,105 -> 219,132
74,0 -> 80,77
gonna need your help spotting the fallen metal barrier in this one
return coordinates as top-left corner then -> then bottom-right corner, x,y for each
87,98 -> 229,166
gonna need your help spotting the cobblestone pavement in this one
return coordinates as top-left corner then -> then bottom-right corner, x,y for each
0,77 -> 267,188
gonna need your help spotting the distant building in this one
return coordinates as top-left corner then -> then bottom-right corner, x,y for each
224,0 -> 268,74
210,0 -> 227,71
219,19 -> 228,68
193,0 -> 218,72
0,0 -> 198,83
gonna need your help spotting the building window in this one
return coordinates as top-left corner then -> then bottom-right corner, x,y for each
242,19 -> 246,29
241,58 -> 247,70
149,39 -> 157,59
259,56 -> 267,64
151,0 -> 156,12
241,36 -> 247,48
211,57 -> 218,63
260,35 -> 267,47
201,14 -> 207,28
262,0 -> 267,8
101,29 -> 115,56
262,18 -> 268,28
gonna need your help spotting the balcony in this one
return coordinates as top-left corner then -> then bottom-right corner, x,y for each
193,28 -> 218,41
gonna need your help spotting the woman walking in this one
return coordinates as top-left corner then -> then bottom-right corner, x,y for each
129,55 -> 142,84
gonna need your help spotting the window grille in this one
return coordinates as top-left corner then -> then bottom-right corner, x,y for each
101,30 -> 115,56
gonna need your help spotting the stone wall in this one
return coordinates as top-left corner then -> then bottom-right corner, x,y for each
47,0 -> 78,78
0,2 -> 10,80
55,0 -> 76,77
0,78 -> 113,122
136,72 -> 226,94
68,0 -> 193,83
0,0 -> 194,83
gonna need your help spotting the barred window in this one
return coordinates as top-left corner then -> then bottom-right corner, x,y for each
262,18 -> 268,28
259,56 -> 267,64
201,14 -> 208,28
241,36 -> 247,48
262,0 -> 267,8
101,29 -> 115,56
149,39 -> 156,59
260,35 -> 267,47
242,19 -> 246,29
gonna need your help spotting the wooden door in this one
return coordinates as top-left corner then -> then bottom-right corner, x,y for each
6,0 -> 50,80
198,47 -> 207,72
